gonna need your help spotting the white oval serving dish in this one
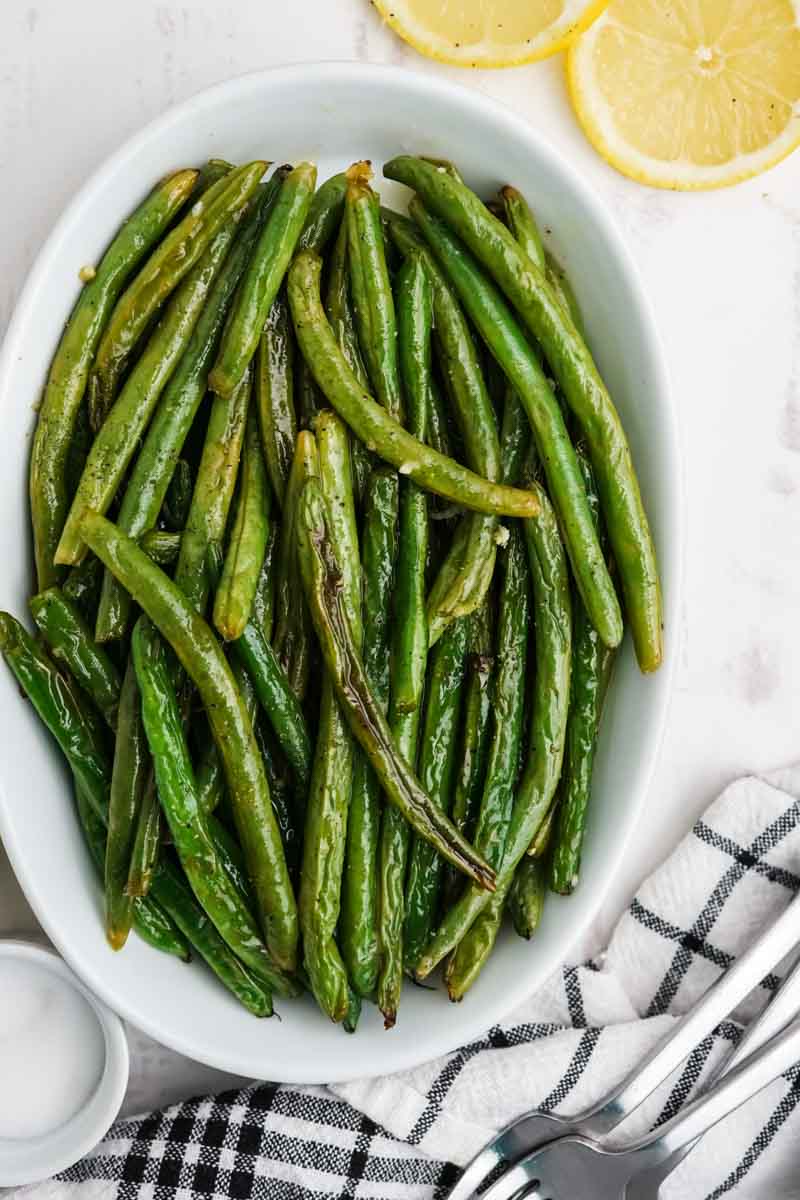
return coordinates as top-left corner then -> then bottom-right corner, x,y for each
0,62 -> 680,1083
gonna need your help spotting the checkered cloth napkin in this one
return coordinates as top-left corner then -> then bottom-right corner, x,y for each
22,763 -> 800,1200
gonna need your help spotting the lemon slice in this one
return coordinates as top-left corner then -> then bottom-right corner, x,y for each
567,0 -> 800,189
371,0 -> 610,67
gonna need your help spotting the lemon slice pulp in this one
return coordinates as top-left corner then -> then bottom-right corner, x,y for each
371,0 -> 610,67
568,0 -> 800,189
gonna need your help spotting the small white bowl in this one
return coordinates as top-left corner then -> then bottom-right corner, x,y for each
0,62 -> 681,1083
0,940 -> 129,1186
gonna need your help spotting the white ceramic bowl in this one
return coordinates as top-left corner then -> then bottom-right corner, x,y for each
0,63 -> 680,1083
0,940 -> 128,1185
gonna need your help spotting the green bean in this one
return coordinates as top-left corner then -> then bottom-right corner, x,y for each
194,159 -> 233,192
445,602 -> 494,906
104,658 -> 148,948
550,451 -> 617,894
256,722 -> 302,878
256,291 -> 297,504
297,171 -> 348,254
390,254 -> 431,711
500,384 -> 529,487
139,530 -> 181,566
408,200 -> 620,651
0,623 -> 249,978
377,710 -> 422,1027
415,481 -> 570,978
426,515 -> 498,647
29,168 -> 197,590
385,158 -> 660,672
0,615 -> 187,960
296,354 -> 323,430
325,215 -> 372,503
125,773 -> 161,897
500,185 -> 545,271
326,215 -> 370,390
421,156 -> 464,183
272,430 -> 319,700
231,623 -> 313,792
79,513 -> 299,972
207,808 -> 254,914
161,459 -> 193,531
441,533 -> 532,996
210,163 -> 318,398
426,373 -> 455,459
295,478 -> 496,890
0,613 -> 110,819
56,223 -> 246,569
65,401 -> 92,503
287,252 -> 538,519
89,162 -> 266,426
195,722 -> 226,816
346,162 -> 404,424
340,468 -> 399,998
131,616 -> 295,997
528,800 -> 557,858
545,251 -> 585,340
404,617 -> 468,970
509,858 -> 546,939
29,587 -> 122,726
392,208 -> 501,641
384,208 -> 499,475
95,178 -> 285,642
251,524 -> 278,643
444,898 -> 501,1000
299,411 -> 361,1023
74,783 -> 191,963
464,527 -> 530,876
63,558 -> 103,626
151,857 -> 272,1016
377,390 -> 430,1024
174,369 -> 251,616
213,407 -> 271,641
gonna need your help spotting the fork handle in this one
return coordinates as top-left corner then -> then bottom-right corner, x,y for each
627,1015 -> 800,1159
586,888 -> 800,1132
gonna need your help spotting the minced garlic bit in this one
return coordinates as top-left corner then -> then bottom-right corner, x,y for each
78,265 -> 96,282
493,524 -> 510,547
191,201 -> 204,217
398,461 -> 415,475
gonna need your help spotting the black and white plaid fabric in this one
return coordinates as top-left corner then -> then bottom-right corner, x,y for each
25,764 -> 800,1199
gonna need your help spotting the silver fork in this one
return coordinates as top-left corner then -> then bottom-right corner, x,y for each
447,888 -> 800,1200
625,949 -> 800,1198
475,1014 -> 800,1200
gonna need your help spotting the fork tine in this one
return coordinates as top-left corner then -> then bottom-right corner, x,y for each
478,1160 -> 549,1200
448,1114 -> 559,1200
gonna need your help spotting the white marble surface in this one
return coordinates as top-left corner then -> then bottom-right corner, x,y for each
2,0 -> 800,1118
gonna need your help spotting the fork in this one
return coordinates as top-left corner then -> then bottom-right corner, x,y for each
447,887 -> 800,1200
475,1013 -> 800,1200
625,948 -> 800,1198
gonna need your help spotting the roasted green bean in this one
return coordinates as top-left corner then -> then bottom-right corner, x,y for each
415,481 -> 570,978
95,177 -> 284,641
385,157 -> 660,672
30,587 -> 122,726
89,162 -> 265,428
256,291 -> 297,505
404,617 -> 468,970
104,658 -> 149,948
295,478 -> 495,890
287,252 -> 538,519
29,168 -> 197,590
340,468 -> 399,998
79,513 -> 299,973
210,163 -> 317,397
